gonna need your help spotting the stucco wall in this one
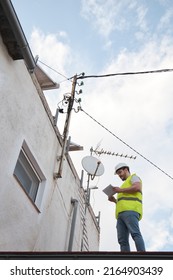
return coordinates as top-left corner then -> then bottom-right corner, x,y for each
0,35 -> 99,251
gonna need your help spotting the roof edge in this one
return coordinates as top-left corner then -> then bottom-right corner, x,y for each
0,0 -> 36,72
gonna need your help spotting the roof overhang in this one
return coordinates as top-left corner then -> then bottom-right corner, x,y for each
0,0 -> 35,71
34,65 -> 60,90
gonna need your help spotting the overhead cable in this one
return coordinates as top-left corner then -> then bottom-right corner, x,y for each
38,60 -> 72,83
37,60 -> 173,83
80,107 -> 173,181
77,68 -> 173,80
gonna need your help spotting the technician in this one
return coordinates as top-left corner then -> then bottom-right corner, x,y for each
108,163 -> 146,252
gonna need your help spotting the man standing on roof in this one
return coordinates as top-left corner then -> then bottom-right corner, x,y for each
109,163 -> 145,252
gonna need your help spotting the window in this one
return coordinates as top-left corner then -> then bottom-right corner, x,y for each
14,141 -> 46,207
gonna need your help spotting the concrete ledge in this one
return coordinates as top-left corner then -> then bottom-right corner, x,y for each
0,251 -> 173,260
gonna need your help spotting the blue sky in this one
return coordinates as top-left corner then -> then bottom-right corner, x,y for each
12,0 -> 173,252
13,0 -> 173,72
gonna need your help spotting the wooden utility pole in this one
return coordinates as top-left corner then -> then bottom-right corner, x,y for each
54,74 -> 77,178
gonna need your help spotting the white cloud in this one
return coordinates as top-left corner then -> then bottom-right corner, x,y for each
144,220 -> 169,251
80,0 -> 130,37
29,28 -> 74,123
136,5 -> 148,32
81,0 -> 150,40
59,31 -> 68,39
158,9 -> 173,30
30,28 -> 71,77
103,40 -> 113,50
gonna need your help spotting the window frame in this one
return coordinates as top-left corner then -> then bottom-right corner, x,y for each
13,140 -> 46,211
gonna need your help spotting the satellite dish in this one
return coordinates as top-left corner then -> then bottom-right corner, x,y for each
82,156 -> 104,177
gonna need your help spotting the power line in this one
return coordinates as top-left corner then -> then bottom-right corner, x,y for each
38,60 -> 72,83
77,68 -> 173,80
37,59 -> 173,85
37,59 -> 173,178
79,107 -> 173,181
37,60 -> 173,84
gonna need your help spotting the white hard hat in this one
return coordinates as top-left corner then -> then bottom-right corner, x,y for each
114,163 -> 129,174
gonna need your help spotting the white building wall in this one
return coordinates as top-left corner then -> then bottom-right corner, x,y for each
0,35 -> 99,251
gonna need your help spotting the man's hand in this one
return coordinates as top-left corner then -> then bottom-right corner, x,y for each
112,187 -> 121,193
108,196 -> 117,203
113,182 -> 142,194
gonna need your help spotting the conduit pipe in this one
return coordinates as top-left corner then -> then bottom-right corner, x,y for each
68,198 -> 79,251
1,0 -> 36,72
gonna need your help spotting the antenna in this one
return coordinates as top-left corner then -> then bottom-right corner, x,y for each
82,155 -> 104,180
90,147 -> 136,159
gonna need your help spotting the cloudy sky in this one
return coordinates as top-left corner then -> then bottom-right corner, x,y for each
12,0 -> 173,252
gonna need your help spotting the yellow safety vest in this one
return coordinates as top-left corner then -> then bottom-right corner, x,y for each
116,174 -> 143,220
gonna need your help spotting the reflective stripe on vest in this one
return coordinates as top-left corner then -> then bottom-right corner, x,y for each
117,197 -> 142,204
116,174 -> 143,220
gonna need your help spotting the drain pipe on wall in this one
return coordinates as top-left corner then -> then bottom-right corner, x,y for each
68,198 -> 79,251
